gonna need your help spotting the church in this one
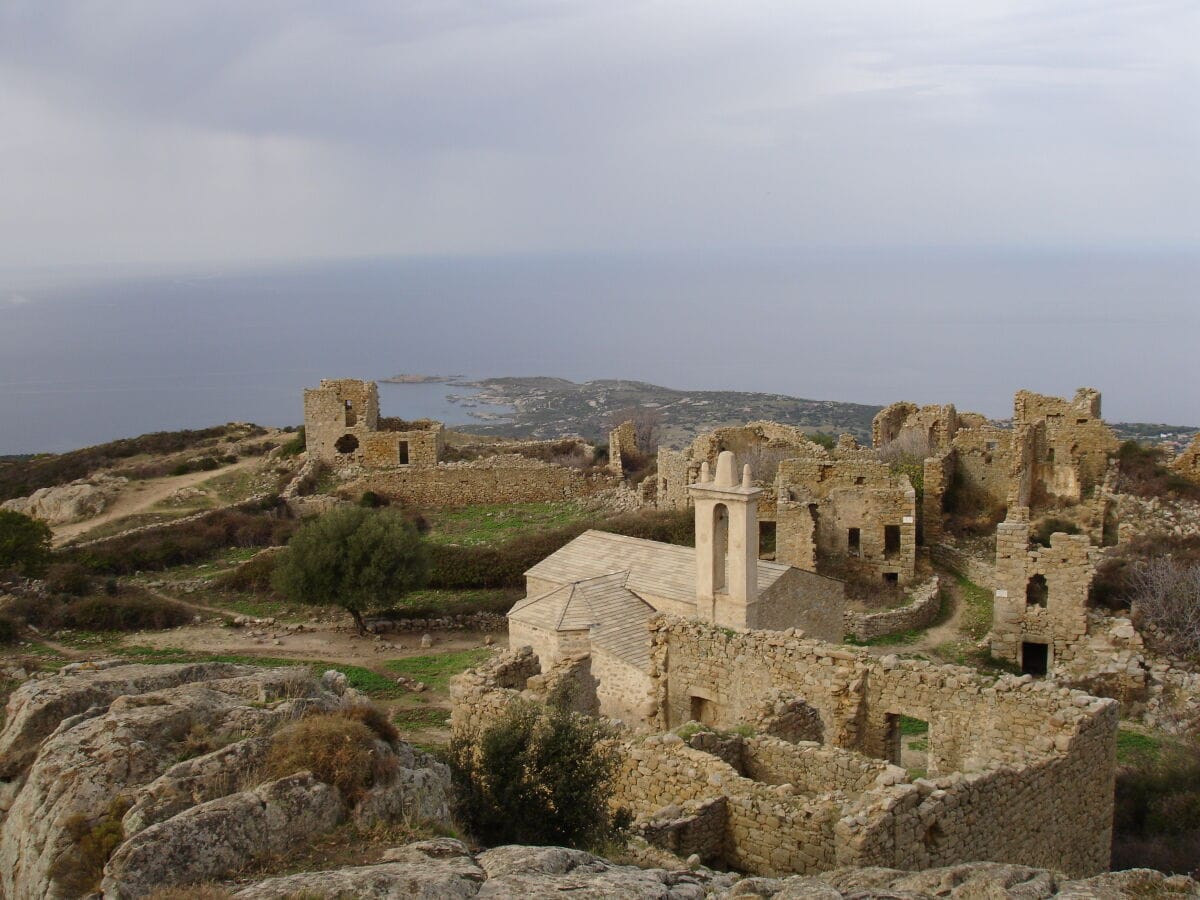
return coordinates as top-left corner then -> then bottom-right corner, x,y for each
507,451 -> 846,723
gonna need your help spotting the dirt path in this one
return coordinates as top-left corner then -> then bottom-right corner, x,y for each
53,455 -> 267,546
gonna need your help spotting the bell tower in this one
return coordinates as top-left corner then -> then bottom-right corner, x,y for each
689,451 -> 761,629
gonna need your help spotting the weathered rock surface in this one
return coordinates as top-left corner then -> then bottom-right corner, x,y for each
0,662 -> 451,900
1,475 -> 125,525
225,842 -> 1200,899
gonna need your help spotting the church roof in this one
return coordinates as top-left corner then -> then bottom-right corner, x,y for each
508,570 -> 654,668
524,529 -> 793,606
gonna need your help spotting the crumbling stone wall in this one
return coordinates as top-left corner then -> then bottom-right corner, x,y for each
844,577 -> 941,642
608,420 -> 639,476
949,425 -> 1012,509
872,403 -> 958,454
454,623 -> 1117,878
1012,389 -> 1118,505
344,456 -> 618,507
991,511 -> 1097,671
657,422 -> 826,514
775,458 -> 917,586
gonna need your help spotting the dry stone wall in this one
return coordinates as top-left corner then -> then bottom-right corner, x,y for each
844,577 -> 941,641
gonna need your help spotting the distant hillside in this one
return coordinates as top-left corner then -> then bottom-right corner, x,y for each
451,378 -> 883,447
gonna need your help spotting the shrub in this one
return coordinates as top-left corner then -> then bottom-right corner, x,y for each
44,562 -> 93,596
71,509 -> 298,575
449,698 -> 628,849
278,426 -> 306,458
1030,516 -> 1081,547
264,712 -> 388,802
49,797 -> 132,896
1128,558 -> 1200,658
359,490 -> 389,508
61,593 -> 191,631
942,472 -> 1006,537
0,615 -> 18,644
603,510 -> 694,546
0,509 -> 52,577
344,703 -> 400,744
216,551 -> 279,594
1118,440 -> 1200,501
3,593 -> 65,629
1113,737 -> 1200,874
271,507 -> 428,633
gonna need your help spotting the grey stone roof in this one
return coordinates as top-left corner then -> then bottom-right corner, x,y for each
508,570 -> 654,668
524,529 -> 792,606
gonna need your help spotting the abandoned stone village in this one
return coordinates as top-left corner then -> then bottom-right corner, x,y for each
1,377 -> 1197,896
291,377 -> 1200,876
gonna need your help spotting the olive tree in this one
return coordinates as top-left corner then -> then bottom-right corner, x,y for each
0,509 -> 52,577
271,506 -> 427,634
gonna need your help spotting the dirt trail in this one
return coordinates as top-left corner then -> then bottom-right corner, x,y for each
53,455 -> 266,546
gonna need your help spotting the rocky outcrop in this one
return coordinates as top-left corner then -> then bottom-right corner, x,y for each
1,475 -> 125,525
224,841 -> 1199,899
0,662 -> 451,900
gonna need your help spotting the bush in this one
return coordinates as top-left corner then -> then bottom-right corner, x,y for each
1128,558 -> 1200,658
44,562 -> 93,596
49,796 -> 132,896
0,615 -> 18,644
264,712 -> 390,802
278,426 -> 306,458
71,509 -> 297,575
344,703 -> 400,743
3,593 -> 65,629
1030,516 -> 1081,547
61,593 -> 191,631
359,490 -> 389,508
450,698 -> 628,849
942,472 -> 1006,538
216,551 -> 279,594
1113,737 -> 1200,874
0,509 -> 52,577
271,507 -> 428,633
1118,440 -> 1200,501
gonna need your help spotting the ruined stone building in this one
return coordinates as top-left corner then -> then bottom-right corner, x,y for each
656,422 -> 918,585
456,622 -> 1117,878
775,457 -> 917,587
303,379 -> 443,469
1172,432 -> 1200,485
508,452 -> 845,724
302,379 -> 625,507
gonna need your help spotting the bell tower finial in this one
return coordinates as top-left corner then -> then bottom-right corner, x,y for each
689,451 -> 762,629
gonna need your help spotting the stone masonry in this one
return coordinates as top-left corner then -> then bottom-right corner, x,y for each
453,618 -> 1117,879
303,379 -> 443,468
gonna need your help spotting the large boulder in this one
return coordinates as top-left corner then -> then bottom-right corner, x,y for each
1,476 -> 125,525
0,662 -> 451,900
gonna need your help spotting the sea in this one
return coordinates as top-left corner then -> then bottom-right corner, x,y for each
1,250 -> 1197,455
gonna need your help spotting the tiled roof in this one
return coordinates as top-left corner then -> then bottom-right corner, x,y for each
508,570 -> 654,668
524,529 -> 792,606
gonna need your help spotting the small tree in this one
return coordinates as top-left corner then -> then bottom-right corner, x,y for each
0,510 -> 52,577
270,506 -> 427,633
609,406 -> 662,455
450,697 -> 628,849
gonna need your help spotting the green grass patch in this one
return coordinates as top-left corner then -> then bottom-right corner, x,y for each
899,715 -> 928,736
908,739 -> 929,752
116,646 -> 405,698
424,502 -> 590,547
384,649 -> 493,692
378,588 -> 520,620
1117,728 -> 1163,766
393,707 -> 452,730
956,575 -> 994,641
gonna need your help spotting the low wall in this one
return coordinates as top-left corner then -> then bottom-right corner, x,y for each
844,577 -> 941,641
346,459 -> 619,508
930,543 -> 996,589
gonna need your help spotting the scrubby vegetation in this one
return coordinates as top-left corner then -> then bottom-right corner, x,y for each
0,424 -> 264,502
1112,733 -> 1200,875
450,697 -> 628,849
1,584 -> 190,634
1117,440 -> 1200,501
265,710 -> 395,802
49,796 -> 132,896
942,472 -> 1007,538
271,507 -> 428,633
68,506 -> 296,575
0,509 -> 52,576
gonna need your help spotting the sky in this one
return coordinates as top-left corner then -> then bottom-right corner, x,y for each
1,1 -> 1198,270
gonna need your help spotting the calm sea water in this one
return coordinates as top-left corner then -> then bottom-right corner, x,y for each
1,251 -> 1196,455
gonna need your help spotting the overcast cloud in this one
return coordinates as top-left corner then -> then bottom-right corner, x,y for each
1,0 -> 1197,268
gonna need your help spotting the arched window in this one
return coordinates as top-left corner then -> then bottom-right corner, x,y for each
712,503 -> 728,592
